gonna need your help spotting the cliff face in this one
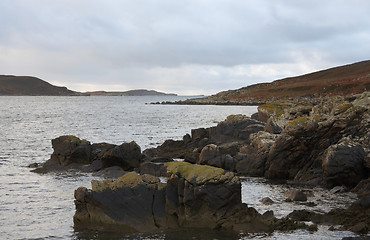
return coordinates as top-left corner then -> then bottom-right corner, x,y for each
0,75 -> 78,96
176,60 -> 370,105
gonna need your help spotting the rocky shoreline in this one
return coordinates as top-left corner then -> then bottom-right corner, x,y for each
31,92 -> 370,237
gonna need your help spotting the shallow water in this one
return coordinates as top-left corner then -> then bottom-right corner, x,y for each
0,96 -> 361,239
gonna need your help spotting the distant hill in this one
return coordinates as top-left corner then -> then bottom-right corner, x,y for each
175,60 -> 370,105
0,75 -> 78,96
85,89 -> 177,96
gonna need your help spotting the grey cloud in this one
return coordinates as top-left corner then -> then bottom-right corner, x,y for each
0,0 -> 369,94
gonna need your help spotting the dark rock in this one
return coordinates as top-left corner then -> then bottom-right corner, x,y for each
264,117 -> 284,134
322,143 -> 365,188
353,178 -> 370,197
93,166 -> 127,179
260,197 -> 274,205
348,222 -> 368,234
100,141 -> 142,170
191,128 -> 208,140
50,135 -> 92,166
208,115 -> 265,144
329,186 -> 347,194
342,236 -> 370,240
284,190 -> 307,202
351,194 -> 370,209
74,162 -> 277,233
139,162 -> 167,177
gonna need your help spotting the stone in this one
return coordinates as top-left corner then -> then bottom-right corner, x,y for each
322,143 -> 365,187
74,162 -> 275,233
260,197 -> 274,205
139,161 -> 167,177
100,141 -> 142,170
284,190 -> 307,202
50,135 -> 92,166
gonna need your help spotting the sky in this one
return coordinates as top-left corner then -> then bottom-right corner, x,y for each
0,0 -> 369,95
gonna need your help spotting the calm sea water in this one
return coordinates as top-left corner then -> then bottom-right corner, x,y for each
0,96 -> 357,240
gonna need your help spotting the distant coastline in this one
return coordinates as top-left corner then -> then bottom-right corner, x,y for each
0,75 -> 177,96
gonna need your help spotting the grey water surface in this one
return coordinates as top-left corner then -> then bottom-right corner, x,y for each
0,96 -> 357,240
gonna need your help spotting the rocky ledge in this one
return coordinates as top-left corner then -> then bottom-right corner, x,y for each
74,162 -> 309,233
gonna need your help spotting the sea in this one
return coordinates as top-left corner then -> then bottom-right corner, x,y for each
0,96 -> 360,240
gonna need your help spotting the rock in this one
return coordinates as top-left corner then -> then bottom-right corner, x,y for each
208,114 -> 265,144
92,166 -> 127,179
329,186 -> 347,194
198,144 -> 237,171
198,144 -> 220,166
74,162 -> 276,233
261,93 -> 369,187
139,162 -> 167,177
262,210 -> 274,218
284,190 -> 307,202
351,194 -> 370,209
49,135 -> 92,166
322,143 -> 365,188
257,101 -> 312,123
342,237 -> 370,240
348,222 -> 368,234
264,117 -> 285,134
191,128 -> 208,140
100,141 -> 142,170
352,178 -> 370,197
28,162 -> 39,168
260,197 -> 274,205
33,136 -> 144,174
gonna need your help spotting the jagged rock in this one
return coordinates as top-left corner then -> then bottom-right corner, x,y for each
139,162 -> 167,177
49,135 -> 92,167
260,197 -> 274,205
198,144 -> 237,171
208,115 -> 265,144
261,92 -> 369,187
99,141 -> 142,170
73,162 -> 276,233
32,136 -> 143,173
322,143 -> 365,188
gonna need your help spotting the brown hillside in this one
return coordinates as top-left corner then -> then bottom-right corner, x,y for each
0,75 -> 78,96
177,60 -> 370,105
230,60 -> 370,100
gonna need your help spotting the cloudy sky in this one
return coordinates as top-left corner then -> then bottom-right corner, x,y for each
0,0 -> 369,95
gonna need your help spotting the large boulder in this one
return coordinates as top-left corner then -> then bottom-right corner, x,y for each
73,162 -> 276,233
208,114 -> 265,144
99,141 -> 142,170
198,144 -> 237,171
322,143 -> 365,188
45,135 -> 92,167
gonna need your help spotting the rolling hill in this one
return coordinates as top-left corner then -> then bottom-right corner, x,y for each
0,75 -> 78,96
176,60 -> 370,105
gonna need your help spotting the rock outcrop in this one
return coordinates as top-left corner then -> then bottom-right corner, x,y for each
227,92 -> 369,189
74,162 -> 277,233
32,136 -> 143,174
74,162 -> 308,233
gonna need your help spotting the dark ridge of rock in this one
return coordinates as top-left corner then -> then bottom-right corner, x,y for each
73,162 -> 309,233
0,75 -> 79,96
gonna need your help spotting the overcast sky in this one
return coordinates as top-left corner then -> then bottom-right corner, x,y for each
0,0 -> 369,95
